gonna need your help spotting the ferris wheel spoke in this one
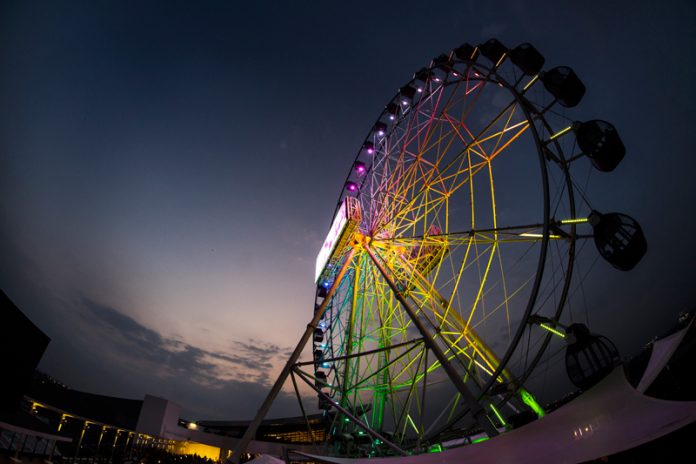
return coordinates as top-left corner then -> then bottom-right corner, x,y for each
372,224 -> 568,248
375,83 -> 467,213
441,102 -> 528,163
373,107 -> 531,237
368,245 -> 513,386
367,86 -> 483,228
378,231 -> 547,387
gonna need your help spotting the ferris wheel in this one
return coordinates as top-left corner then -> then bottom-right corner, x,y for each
233,39 -> 647,460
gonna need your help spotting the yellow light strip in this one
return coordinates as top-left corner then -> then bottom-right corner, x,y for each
539,323 -> 566,338
560,217 -> 589,224
523,75 -> 539,91
487,103 -> 519,161
495,53 -> 507,68
518,232 -> 562,239
464,244 -> 496,332
548,125 -> 573,141
487,123 -> 529,162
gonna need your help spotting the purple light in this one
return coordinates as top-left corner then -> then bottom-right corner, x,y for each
367,147 -> 375,154
401,99 -> 409,105
373,122 -> 387,138
386,102 -> 399,119
363,141 -> 375,154
354,161 -> 366,174
345,181 -> 358,192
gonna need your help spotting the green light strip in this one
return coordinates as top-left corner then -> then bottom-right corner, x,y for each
427,443 -> 443,453
489,403 -> 506,426
520,389 -> 546,419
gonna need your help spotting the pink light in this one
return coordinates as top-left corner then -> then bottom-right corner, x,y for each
367,147 -> 374,154
346,181 -> 358,192
377,130 -> 385,137
354,161 -> 366,174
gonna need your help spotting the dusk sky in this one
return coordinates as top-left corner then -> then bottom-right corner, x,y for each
1,1 -> 695,420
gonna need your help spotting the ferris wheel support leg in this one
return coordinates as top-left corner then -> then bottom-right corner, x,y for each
293,367 -> 408,456
363,244 -> 499,438
228,248 -> 358,464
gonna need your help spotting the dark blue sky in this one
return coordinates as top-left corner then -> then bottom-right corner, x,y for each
1,1 -> 695,419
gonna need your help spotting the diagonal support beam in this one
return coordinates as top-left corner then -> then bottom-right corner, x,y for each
394,250 -> 511,382
363,243 -> 499,437
293,367 -> 408,456
229,248 -> 358,463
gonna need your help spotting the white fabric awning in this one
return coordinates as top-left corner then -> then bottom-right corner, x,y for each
292,323 -> 696,464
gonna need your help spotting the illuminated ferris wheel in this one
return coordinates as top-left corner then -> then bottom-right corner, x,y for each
234,39 -> 647,459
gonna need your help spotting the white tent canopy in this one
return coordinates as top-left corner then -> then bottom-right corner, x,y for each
293,323 -> 696,464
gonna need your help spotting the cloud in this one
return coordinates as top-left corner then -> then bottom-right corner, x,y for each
80,298 -> 285,387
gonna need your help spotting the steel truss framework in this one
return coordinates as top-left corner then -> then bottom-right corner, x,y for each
230,40 -> 638,461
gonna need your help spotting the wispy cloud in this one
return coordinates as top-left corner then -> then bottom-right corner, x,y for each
80,298 -> 284,387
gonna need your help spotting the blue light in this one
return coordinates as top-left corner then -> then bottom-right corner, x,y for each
322,281 -> 330,288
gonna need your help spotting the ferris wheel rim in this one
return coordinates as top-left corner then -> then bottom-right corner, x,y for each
309,43 -> 599,453
327,57 -> 577,398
